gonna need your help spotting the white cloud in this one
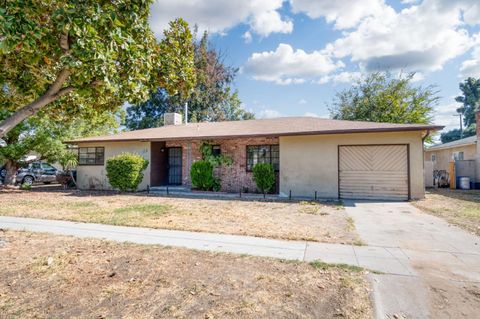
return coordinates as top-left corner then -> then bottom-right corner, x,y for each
258,109 -> 283,118
244,43 -> 343,85
318,71 -> 362,84
459,33 -> 480,78
434,102 -> 462,132
298,99 -> 307,104
242,31 -> 253,44
324,0 -> 476,73
289,0 -> 386,29
149,0 -> 292,38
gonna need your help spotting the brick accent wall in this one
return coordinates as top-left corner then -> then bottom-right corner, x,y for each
165,137 -> 279,192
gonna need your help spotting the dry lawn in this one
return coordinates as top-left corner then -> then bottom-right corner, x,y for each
0,189 -> 360,244
0,231 -> 372,319
412,188 -> 480,235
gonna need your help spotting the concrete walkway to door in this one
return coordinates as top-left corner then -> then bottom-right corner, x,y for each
345,200 -> 480,319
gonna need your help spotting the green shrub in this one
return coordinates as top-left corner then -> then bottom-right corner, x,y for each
106,153 -> 149,191
190,160 -> 217,191
252,163 -> 275,194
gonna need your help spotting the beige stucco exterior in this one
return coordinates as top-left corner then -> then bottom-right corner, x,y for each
75,130 -> 427,199
424,144 -> 476,172
76,141 -> 151,191
279,131 -> 425,199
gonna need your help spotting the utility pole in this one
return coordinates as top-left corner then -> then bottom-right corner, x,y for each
453,113 -> 463,138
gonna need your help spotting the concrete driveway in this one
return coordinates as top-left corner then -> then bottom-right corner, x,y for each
345,201 -> 480,319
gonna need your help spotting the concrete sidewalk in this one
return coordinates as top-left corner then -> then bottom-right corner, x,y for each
0,215 -> 416,276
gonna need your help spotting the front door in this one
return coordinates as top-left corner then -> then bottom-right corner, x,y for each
167,147 -> 182,185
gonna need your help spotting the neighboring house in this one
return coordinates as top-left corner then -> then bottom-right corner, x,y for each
67,114 -> 442,200
424,135 -> 477,171
424,112 -> 480,188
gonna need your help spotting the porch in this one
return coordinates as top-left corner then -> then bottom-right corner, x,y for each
149,137 -> 280,193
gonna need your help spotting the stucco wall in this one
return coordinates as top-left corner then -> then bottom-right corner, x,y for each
279,131 -> 425,199
76,141 -> 151,191
424,144 -> 476,172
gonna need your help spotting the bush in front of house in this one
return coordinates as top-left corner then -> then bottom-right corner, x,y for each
252,163 -> 275,194
190,160 -> 218,191
106,153 -> 149,191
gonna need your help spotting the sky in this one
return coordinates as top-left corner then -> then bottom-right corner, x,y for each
148,0 -> 480,135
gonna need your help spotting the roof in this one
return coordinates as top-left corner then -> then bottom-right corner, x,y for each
426,135 -> 477,151
67,116 -> 443,143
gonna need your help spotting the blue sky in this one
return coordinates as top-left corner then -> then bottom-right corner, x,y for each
149,0 -> 480,134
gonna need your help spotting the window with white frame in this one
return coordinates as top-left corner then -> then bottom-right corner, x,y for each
452,151 -> 464,161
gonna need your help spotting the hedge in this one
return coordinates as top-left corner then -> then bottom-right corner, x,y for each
106,152 -> 148,191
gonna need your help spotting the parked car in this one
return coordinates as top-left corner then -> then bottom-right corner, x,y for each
0,161 -> 59,185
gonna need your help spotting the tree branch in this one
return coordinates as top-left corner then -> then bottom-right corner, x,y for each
0,68 -> 72,138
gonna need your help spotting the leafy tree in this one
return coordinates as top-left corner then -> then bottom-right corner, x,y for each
329,72 -> 438,125
455,77 -> 480,128
440,125 -> 476,143
0,1 -> 195,138
125,31 -> 253,129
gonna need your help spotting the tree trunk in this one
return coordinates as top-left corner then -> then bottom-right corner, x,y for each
4,159 -> 19,186
0,69 -> 73,139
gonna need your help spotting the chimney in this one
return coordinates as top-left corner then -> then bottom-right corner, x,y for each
164,113 -> 182,126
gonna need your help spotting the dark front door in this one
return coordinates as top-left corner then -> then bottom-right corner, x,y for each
167,147 -> 182,185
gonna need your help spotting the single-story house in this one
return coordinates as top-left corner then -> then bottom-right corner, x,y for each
424,112 -> 480,188
67,114 -> 442,200
424,135 -> 477,170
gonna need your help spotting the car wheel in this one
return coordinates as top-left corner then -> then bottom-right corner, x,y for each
22,175 -> 34,186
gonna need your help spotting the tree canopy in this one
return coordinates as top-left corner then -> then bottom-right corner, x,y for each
329,72 -> 438,125
125,31 -> 253,130
0,1 -> 195,137
455,77 -> 480,128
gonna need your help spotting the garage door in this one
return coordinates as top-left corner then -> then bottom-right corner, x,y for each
339,145 -> 409,200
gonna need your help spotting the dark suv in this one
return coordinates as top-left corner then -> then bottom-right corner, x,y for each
0,161 -> 59,185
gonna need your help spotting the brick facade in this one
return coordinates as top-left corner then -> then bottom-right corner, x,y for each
165,136 -> 279,192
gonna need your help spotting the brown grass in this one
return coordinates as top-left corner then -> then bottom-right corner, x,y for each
0,189 -> 359,244
412,188 -> 480,235
0,231 -> 372,319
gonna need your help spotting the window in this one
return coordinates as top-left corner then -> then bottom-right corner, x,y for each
431,154 -> 436,162
246,145 -> 279,171
453,151 -> 464,161
212,145 -> 221,157
41,163 -> 55,170
78,147 -> 105,165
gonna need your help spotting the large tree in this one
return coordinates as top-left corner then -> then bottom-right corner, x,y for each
329,72 -> 438,125
455,77 -> 480,128
125,31 -> 253,130
0,1 -> 195,138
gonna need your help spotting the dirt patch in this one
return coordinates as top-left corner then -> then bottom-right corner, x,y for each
0,189 -> 359,244
412,188 -> 480,235
0,231 -> 372,319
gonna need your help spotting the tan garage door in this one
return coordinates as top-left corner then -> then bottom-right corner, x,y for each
339,145 -> 409,200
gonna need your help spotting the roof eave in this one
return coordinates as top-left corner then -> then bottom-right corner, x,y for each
65,125 -> 443,144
